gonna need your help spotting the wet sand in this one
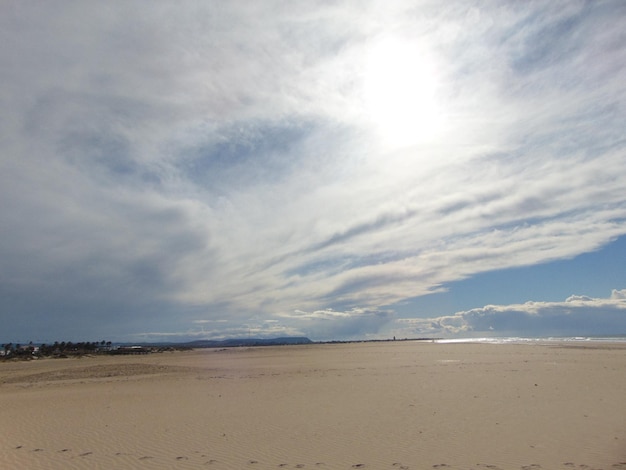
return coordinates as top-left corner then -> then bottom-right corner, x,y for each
1,341 -> 625,469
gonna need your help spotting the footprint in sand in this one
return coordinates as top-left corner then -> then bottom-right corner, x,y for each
58,448 -> 71,453
176,456 -> 189,460
79,452 -> 93,457
352,465 -> 365,468
32,448 -> 44,452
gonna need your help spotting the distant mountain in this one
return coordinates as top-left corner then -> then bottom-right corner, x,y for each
183,336 -> 313,348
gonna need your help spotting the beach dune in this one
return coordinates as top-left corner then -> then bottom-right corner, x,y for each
1,341 -> 625,469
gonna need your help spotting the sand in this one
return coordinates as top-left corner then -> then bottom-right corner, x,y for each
1,341 -> 625,470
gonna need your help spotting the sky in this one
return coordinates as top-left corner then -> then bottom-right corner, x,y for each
1,1 -> 625,343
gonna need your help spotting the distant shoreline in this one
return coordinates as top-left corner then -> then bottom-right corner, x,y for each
3,334 -> 626,362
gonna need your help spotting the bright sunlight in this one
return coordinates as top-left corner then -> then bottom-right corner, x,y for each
363,36 -> 443,149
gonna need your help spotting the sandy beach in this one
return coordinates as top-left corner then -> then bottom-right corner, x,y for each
1,341 -> 625,470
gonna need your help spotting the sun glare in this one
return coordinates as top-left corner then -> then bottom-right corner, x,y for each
363,36 -> 443,148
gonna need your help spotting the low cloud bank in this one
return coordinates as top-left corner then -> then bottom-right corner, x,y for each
278,307 -> 395,341
126,308 -> 395,343
395,289 -> 626,338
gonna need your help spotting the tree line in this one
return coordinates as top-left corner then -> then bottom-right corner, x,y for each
1,340 -> 112,358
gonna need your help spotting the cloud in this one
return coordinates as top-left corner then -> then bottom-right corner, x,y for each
394,290 -> 626,338
1,1 -> 625,341
278,307 -> 395,341
611,289 -> 626,300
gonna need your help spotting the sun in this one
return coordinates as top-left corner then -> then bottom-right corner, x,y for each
363,36 -> 443,148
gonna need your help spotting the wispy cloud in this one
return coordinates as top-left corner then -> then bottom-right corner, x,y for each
1,1 -> 625,340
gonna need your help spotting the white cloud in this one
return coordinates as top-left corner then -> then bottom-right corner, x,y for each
277,308 -> 395,341
566,295 -> 594,302
611,289 -> 626,300
394,290 -> 626,338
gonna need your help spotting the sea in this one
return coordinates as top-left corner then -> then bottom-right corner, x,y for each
435,335 -> 626,344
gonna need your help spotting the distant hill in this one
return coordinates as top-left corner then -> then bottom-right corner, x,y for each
182,337 -> 313,348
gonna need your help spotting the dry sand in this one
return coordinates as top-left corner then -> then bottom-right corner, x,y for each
1,341 -> 625,470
